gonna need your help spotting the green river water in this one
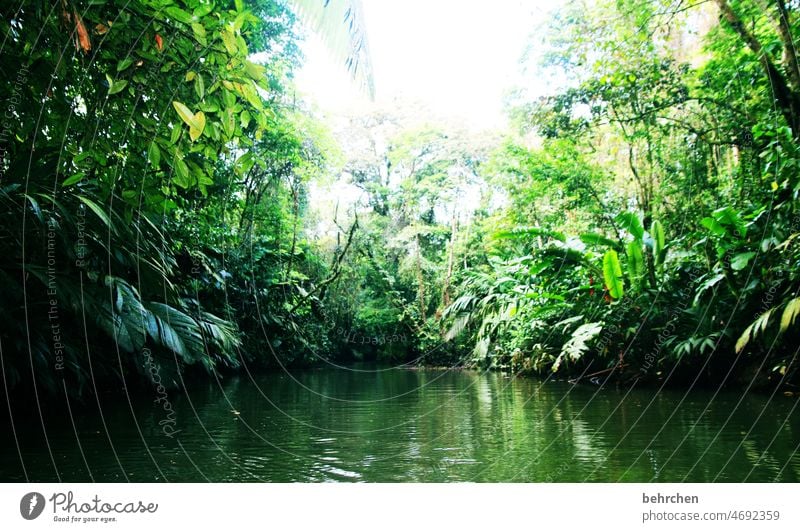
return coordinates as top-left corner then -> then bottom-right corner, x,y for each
2,366 -> 798,482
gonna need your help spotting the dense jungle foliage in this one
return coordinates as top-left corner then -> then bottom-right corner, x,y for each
1,0 -> 799,399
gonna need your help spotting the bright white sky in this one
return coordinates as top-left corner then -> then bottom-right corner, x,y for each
295,0 -> 564,130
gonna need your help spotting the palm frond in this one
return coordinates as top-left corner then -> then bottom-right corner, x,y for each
146,302 -> 205,363
291,0 -> 375,97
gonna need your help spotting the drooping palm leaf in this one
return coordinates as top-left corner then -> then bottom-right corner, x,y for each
291,0 -> 375,97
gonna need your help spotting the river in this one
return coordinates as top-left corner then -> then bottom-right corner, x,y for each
1,366 -> 798,481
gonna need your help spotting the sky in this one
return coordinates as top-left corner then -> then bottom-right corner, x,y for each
294,0 -> 563,130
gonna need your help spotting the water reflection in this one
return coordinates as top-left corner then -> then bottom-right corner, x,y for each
1,367 -> 798,482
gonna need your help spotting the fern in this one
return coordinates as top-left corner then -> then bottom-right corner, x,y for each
780,297 -> 800,333
736,308 -> 775,354
562,322 -> 603,361
553,322 -> 603,372
735,296 -> 800,354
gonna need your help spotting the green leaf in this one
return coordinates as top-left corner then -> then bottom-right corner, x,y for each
244,60 -> 266,80
24,194 -> 44,223
191,23 -> 207,46
173,152 -> 191,188
169,123 -> 182,144
615,211 -> 644,240
603,249 -> 624,299
165,6 -> 194,25
234,152 -> 254,176
625,241 -> 644,285
108,79 -> 128,95
580,232 -> 620,249
172,101 -> 202,130
713,206 -> 746,238
233,12 -> 248,32
116,58 -> 134,72
189,111 -> 206,141
651,219 -> 666,265
193,4 -> 214,18
221,27 -> 238,55
194,74 -> 205,100
77,195 -> 113,231
730,251 -> 756,271
240,82 -> 263,109
701,216 -> 726,236
240,109 -> 251,128
148,142 -> 161,169
61,172 -> 86,187
222,107 -> 235,138
693,273 -> 725,305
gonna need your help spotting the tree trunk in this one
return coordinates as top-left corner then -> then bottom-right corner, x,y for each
441,210 -> 458,310
714,0 -> 800,136
415,233 -> 427,324
775,0 -> 800,92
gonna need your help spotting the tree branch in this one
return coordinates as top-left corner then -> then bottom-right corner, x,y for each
289,215 -> 359,314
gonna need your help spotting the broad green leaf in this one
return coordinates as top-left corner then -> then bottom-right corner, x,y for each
241,81 -> 263,109
189,111 -> 206,141
221,27 -> 238,55
191,23 -> 207,46
580,232 -> 620,249
701,216 -> 726,236
116,58 -> 134,72
240,109 -> 251,128
169,123 -> 182,144
165,6 -> 193,24
625,241 -> 644,284
712,206 -> 747,238
172,101 -> 204,134
730,251 -> 756,271
245,60 -> 266,80
148,142 -> 161,169
74,151 -> 94,164
194,74 -> 205,100
222,88 -> 236,108
615,211 -> 644,240
603,249 -> 624,299
651,219 -> 666,265
234,12 -> 248,32
61,172 -> 85,187
173,152 -> 191,188
193,4 -> 214,18
693,273 -> 725,305
222,108 -> 235,138
108,79 -> 128,95
234,152 -> 254,176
